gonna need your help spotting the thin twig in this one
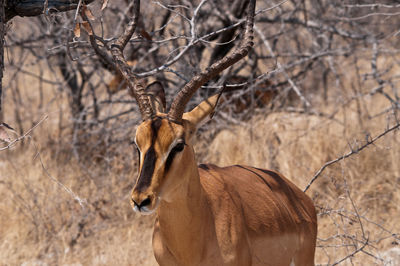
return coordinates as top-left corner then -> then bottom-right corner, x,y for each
304,123 -> 400,192
0,115 -> 48,151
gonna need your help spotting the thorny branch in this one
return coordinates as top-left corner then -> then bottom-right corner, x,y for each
35,145 -> 87,207
304,123 -> 400,192
0,114 -> 86,206
0,115 -> 48,151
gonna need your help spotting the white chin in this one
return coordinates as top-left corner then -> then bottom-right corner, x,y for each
139,207 -> 156,215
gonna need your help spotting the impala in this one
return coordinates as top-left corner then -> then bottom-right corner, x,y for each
94,0 -> 318,264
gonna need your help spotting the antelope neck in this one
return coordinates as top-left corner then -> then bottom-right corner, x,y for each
158,161 -> 209,220
157,160 -> 212,257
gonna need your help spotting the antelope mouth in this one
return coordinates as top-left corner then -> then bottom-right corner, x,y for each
131,195 -> 159,215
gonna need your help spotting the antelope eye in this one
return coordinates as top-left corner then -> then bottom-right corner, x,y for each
165,141 -> 185,172
173,142 -> 185,152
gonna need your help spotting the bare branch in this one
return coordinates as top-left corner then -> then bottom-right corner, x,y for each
168,0 -> 256,122
304,123 -> 400,192
0,115 -> 48,151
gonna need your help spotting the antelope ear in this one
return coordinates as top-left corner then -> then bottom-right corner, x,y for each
183,94 -> 221,130
146,81 -> 166,113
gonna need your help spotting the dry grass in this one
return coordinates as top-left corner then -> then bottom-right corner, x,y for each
0,136 -> 157,266
1,20 -> 400,266
0,50 -> 158,265
2,93 -> 399,265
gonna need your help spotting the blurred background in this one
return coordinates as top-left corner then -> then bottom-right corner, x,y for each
0,0 -> 400,265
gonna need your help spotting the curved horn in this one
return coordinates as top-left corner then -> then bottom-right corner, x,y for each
168,0 -> 256,123
110,0 -> 154,121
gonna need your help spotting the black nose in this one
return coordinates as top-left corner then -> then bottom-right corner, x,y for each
133,196 -> 152,210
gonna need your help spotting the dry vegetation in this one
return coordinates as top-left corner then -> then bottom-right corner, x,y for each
0,53 -> 157,265
1,54 -> 399,265
1,0 -> 400,265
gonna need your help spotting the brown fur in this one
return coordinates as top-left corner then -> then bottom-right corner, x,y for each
130,95 -> 317,266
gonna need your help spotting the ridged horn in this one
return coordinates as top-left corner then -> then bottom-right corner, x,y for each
110,0 -> 154,121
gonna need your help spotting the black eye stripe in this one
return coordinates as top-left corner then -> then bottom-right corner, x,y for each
135,146 -> 156,192
134,118 -> 163,192
135,117 -> 186,190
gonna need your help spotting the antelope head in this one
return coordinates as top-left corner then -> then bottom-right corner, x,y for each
131,89 -> 221,214
102,0 -> 255,214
